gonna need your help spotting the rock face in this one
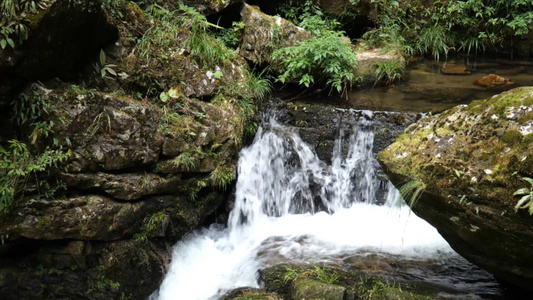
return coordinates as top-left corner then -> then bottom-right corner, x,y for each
239,4 -> 312,65
378,87 -> 533,289
0,1 -> 255,299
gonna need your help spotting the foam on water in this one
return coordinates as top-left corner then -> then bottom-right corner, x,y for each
155,119 -> 454,300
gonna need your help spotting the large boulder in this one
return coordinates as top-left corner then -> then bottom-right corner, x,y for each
378,87 -> 533,289
239,4 -> 312,65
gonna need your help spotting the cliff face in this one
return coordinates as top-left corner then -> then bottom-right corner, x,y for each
378,87 -> 533,290
0,1 -> 256,298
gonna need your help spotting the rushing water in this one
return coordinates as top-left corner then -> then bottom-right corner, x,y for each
153,116 -> 500,300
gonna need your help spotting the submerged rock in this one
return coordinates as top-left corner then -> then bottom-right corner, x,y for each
474,74 -> 513,88
378,87 -> 533,290
440,62 -> 471,75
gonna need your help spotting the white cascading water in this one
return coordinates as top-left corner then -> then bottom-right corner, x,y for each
154,118 -> 455,300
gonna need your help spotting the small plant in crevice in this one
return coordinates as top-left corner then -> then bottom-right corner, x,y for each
514,177 -> 533,215
209,164 -> 236,190
1,84 -> 70,211
399,179 -> 426,207
217,21 -> 245,49
93,49 -> 118,79
173,152 -> 195,171
313,265 -> 339,284
374,58 -> 403,85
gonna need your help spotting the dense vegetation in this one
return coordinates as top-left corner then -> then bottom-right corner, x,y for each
359,0 -> 533,58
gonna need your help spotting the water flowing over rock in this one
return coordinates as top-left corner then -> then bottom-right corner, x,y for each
378,87 -> 533,290
152,114 -> 498,299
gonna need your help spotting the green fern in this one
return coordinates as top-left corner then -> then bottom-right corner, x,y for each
399,180 -> 426,207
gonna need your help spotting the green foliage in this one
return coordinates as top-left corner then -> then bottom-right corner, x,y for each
93,50 -> 118,79
209,164 -> 236,190
0,140 -> 70,211
175,3 -> 234,68
173,152 -> 195,171
399,180 -> 426,207
281,264 -> 338,284
275,1 -> 358,93
142,211 -> 167,235
217,21 -> 245,49
360,24 -> 412,56
360,0 -> 533,58
514,177 -> 533,215
313,265 -> 339,284
273,31 -> 358,93
1,83 -> 70,211
0,0 -> 49,49
374,58 -> 403,85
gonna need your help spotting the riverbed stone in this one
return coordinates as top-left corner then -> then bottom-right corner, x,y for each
378,87 -> 533,290
474,74 -> 513,88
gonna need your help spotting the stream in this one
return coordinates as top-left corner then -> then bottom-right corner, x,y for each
151,58 -> 533,299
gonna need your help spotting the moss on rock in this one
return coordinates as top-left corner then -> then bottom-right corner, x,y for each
378,87 -> 533,290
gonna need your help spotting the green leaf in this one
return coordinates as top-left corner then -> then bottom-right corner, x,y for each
523,177 -> 533,187
0,39 -> 6,49
99,49 -> 106,66
159,92 -> 169,103
7,38 -> 15,48
513,188 -> 530,196
515,195 -> 532,212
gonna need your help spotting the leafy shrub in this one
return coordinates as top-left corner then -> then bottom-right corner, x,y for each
217,21 -> 245,49
274,0 -> 358,93
273,31 -> 358,93
360,0 -> 533,58
0,0 -> 49,49
0,83 -> 70,211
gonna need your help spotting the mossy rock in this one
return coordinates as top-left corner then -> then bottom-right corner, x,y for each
378,87 -> 533,290
291,278 -> 346,300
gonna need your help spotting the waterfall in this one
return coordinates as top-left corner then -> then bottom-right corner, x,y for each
153,116 -> 456,300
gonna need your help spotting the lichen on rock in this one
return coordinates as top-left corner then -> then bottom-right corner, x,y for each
378,87 -> 533,290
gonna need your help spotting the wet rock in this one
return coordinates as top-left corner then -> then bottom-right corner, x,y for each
61,172 -> 184,201
221,287 -> 283,299
440,63 -> 470,75
1,195 -> 163,241
291,278 -> 346,300
0,239 -> 171,300
474,74 -> 513,87
378,87 -> 533,290
259,263 -> 440,299
239,4 -> 312,65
